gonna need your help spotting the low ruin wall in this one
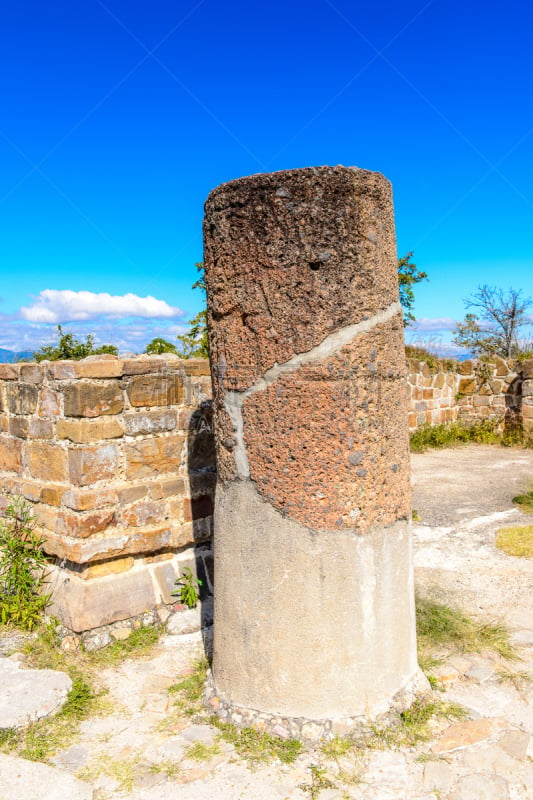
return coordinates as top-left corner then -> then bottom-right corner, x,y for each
0,355 -> 215,631
0,352 -> 531,632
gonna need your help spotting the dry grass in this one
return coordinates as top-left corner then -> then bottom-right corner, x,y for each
495,525 -> 533,558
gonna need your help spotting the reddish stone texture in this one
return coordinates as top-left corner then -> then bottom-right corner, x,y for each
0,435 -> 23,473
243,318 -> 410,531
204,166 -> 409,532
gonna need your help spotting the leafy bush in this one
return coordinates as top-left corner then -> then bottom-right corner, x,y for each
0,498 -> 50,629
34,325 -> 118,362
410,419 -> 502,452
405,344 -> 457,372
144,337 -> 178,355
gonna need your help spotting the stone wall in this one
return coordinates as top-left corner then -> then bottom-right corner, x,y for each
407,355 -> 526,434
0,355 -> 215,631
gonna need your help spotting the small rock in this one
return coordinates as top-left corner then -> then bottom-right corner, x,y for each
158,607 -> 171,624
0,660 -> 72,728
510,629 -> 533,647
167,607 -> 201,635
432,717 -> 509,753
0,753 -> 93,799
110,627 -> 132,642
466,665 -> 495,683
82,631 -> 112,651
180,724 -> 216,744
60,635 -> 81,653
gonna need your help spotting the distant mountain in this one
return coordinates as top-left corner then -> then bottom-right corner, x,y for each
0,348 -> 34,363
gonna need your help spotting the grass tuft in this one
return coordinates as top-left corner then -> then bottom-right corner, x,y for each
168,656 -> 209,717
512,485 -> 533,514
211,718 -> 302,764
495,525 -> 533,558
416,597 -> 519,661
410,420 -> 502,453
184,741 -> 221,761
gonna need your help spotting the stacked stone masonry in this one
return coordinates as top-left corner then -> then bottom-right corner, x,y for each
0,355 -> 215,631
407,355 -> 533,442
0,350 -> 531,633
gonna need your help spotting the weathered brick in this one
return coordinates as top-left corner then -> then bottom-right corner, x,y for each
473,395 -> 491,406
123,409 -> 177,436
125,434 -> 184,479
521,358 -> 533,379
183,494 -> 214,522
34,505 -> 59,532
0,413 -> 7,432
27,441 -> 68,482
56,417 -> 124,442
458,360 -> 473,375
21,480 -> 42,501
74,357 -> 123,378
68,444 -> 119,485
29,418 -> 54,438
121,500 -> 165,527
0,436 -> 23,473
522,380 -> 533,397
38,388 -> 61,417
126,375 -> 183,407
7,383 -> 39,414
63,381 -> 123,417
62,487 -> 117,511
56,509 -> 115,538
19,364 -> 42,384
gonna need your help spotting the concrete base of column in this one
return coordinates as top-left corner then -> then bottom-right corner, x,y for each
210,480 -> 428,735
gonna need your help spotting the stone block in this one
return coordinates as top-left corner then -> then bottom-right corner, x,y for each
44,362 -> 77,380
56,509 -> 115,538
63,381 -> 123,417
0,413 -> 7,432
38,388 -> 61,417
29,418 -> 54,438
125,434 -> 185,479
182,359 -> 210,376
458,360 -> 473,375
21,480 -> 41,502
158,476 -> 187,498
68,443 -> 119,485
62,487 -> 117,511
151,560 -> 182,604
40,485 -> 64,506
19,364 -> 42,383
120,499 -> 166,527
74,357 -> 123,378
126,374 -> 183,407
521,403 -> 533,419
0,364 -> 18,380
473,395 -> 491,406
183,494 -> 214,522
48,564 -> 157,631
43,524 -> 173,563
27,441 -> 68,482
122,408 -> 177,435
56,416 -> 124,442
189,471 -> 216,496
9,417 -> 29,438
117,484 -> 148,505
80,556 -> 135,579
121,357 -> 167,375
7,383 -> 38,414
433,372 -> 446,389
34,505 -> 59,532
522,379 -> 533,397
458,378 -> 476,394
521,357 -> 533,378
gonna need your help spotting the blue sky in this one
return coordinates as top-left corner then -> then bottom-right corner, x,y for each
1,0 -> 532,355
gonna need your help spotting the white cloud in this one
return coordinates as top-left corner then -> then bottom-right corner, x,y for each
20,290 -> 183,323
408,317 -> 457,333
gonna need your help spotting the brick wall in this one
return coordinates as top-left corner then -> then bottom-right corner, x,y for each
0,355 -> 215,631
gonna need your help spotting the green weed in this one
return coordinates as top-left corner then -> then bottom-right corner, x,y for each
168,656 -> 209,717
172,567 -> 203,609
512,485 -> 533,514
410,420 -> 502,453
211,718 -> 302,764
184,741 -> 221,761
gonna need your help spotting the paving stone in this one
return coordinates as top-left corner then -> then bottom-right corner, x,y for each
0,658 -> 72,728
432,717 -> 511,754
166,607 -> 201,635
465,665 -> 495,682
360,751 -> 408,799
180,724 -> 217,744
497,730 -> 531,759
448,773 -> 510,800
422,760 -> 454,793
0,753 -> 93,799
52,744 -> 91,772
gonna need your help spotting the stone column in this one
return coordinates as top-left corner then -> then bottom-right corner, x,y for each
203,166 -> 426,740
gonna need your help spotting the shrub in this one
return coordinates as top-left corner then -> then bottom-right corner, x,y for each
34,325 -> 118,362
0,497 -> 50,629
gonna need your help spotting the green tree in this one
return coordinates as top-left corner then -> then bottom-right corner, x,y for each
34,325 -> 118,362
452,285 -> 532,358
176,263 -> 209,359
398,252 -> 428,325
145,337 -> 178,355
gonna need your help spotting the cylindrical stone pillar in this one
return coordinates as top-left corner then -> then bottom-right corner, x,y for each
203,166 -> 427,739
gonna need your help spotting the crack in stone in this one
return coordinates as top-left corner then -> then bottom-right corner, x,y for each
224,300 -> 402,478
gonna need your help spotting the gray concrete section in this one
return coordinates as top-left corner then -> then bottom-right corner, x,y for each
0,658 -> 72,729
213,480 -> 422,720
